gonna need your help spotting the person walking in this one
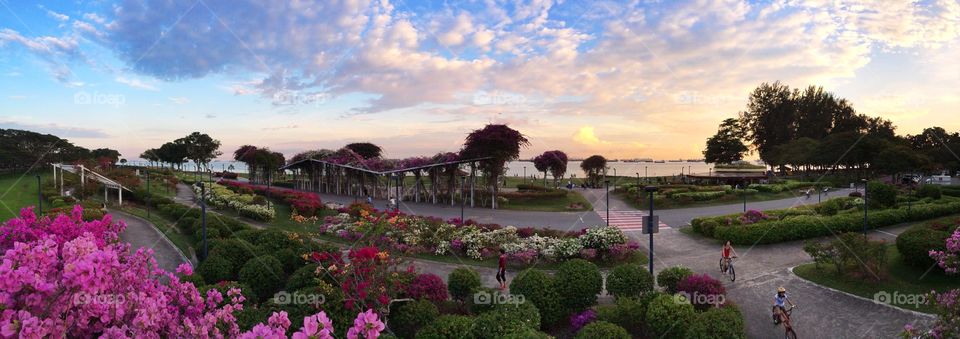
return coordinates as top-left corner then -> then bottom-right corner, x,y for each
496,249 -> 507,290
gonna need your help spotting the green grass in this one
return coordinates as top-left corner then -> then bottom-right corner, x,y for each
500,191 -> 593,212
0,173 -> 50,219
793,245 -> 960,314
118,204 -> 196,259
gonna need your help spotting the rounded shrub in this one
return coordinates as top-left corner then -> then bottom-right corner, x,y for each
274,248 -> 304,275
646,293 -> 695,338
388,299 -> 439,339
447,267 -> 482,302
406,273 -> 449,304
285,263 -> 319,291
197,255 -> 233,284
238,255 -> 286,302
574,321 -> 630,339
415,315 -> 475,339
208,238 -> 256,279
657,266 -> 693,294
471,302 -> 541,339
509,268 -> 563,325
675,273 -> 726,311
255,229 -> 296,254
500,327 -> 552,339
867,181 -> 897,208
596,296 -> 644,334
916,185 -> 942,199
233,229 -> 262,244
896,226 -> 948,268
466,286 -> 498,314
606,264 -> 654,299
555,259 -> 602,312
683,305 -> 745,339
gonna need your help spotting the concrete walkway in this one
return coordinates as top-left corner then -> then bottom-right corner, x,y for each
113,209 -> 189,272
174,181 -> 935,338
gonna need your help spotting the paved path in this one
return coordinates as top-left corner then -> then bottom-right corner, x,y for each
175,181 -> 935,338
113,209 -> 189,272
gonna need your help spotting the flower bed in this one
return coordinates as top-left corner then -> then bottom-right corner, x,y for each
193,182 -> 276,221
317,204 -> 640,265
219,180 -> 324,217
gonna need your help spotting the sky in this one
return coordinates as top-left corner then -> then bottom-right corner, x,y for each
1,0 -> 959,161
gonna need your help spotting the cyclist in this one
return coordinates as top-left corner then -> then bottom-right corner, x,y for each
772,287 -> 796,324
721,240 -> 738,274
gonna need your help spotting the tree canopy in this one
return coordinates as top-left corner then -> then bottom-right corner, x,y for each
0,129 -> 114,169
702,118 -> 748,164
580,155 -> 607,186
460,124 -> 529,208
345,142 -> 383,159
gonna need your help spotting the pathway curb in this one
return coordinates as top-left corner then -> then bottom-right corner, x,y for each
112,209 -> 195,266
787,265 -> 936,319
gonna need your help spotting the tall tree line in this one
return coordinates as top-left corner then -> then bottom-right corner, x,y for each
0,129 -> 120,170
140,132 -> 222,174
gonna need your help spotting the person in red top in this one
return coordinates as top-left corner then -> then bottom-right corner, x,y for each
497,249 -> 507,290
721,240 -> 738,275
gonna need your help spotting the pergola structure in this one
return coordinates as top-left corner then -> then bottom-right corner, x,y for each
280,157 -> 495,208
53,163 -> 132,205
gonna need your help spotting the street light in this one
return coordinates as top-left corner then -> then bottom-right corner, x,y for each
645,166 -> 648,183
635,173 -> 640,190
604,180 -> 611,226
199,182 -> 208,260
644,186 -> 658,274
613,168 -> 617,190
147,170 -> 151,218
460,176 -> 466,224
523,166 -> 526,184
862,179 -> 868,236
742,184 -> 747,212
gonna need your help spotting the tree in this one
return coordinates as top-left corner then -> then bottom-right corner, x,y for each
533,153 -> 550,186
140,149 -> 160,167
873,144 -> 927,183
345,142 -> 383,159
460,124 -> 530,209
182,132 -> 222,176
740,81 -> 796,166
157,141 -> 188,170
580,155 -> 607,187
288,149 -> 335,165
91,148 -> 122,164
543,150 -> 569,187
702,118 -> 748,164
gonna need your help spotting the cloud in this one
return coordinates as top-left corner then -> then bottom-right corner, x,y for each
43,8 -> 70,22
169,97 -> 190,104
115,76 -> 158,90
0,121 -> 109,138
572,126 -> 608,146
0,28 -> 80,82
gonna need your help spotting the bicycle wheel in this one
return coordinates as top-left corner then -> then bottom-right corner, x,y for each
729,264 -> 736,282
719,258 -> 725,273
785,328 -> 797,339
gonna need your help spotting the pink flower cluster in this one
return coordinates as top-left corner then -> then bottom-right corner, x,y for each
738,210 -> 770,225
929,229 -> 960,274
219,180 -> 324,216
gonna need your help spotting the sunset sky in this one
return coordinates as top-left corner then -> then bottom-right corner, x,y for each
2,0 -> 959,161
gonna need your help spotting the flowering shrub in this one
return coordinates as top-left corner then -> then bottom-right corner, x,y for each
675,273 -> 727,310
570,309 -> 597,331
580,226 -> 627,251
930,229 -> 960,274
738,210 -> 770,225
312,246 -> 409,313
0,207 -> 246,337
194,182 -> 276,221
904,230 -> 960,338
219,180 -> 325,217
405,273 -> 449,304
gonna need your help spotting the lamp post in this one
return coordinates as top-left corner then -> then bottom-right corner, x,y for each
645,186 -> 658,274
200,182 -> 208,261
613,168 -> 617,190
742,184 -> 747,212
862,179 -> 868,236
645,166 -> 648,183
604,180 -> 611,226
460,176 -> 466,224
635,173 -> 640,190
36,175 -> 42,215
523,166 -> 526,184
147,170 -> 151,218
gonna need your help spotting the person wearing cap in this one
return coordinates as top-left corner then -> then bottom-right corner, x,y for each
772,286 -> 796,324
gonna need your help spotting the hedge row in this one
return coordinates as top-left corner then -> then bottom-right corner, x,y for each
713,202 -> 960,245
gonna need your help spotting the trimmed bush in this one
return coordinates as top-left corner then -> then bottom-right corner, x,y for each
646,293 -> 695,338
509,269 -> 563,326
606,264 -> 654,299
389,299 -> 439,339
466,287 -> 498,314
448,267 -> 482,302
237,255 -> 286,302
897,226 -> 949,268
675,274 -> 726,311
500,328 -> 552,339
657,266 -> 693,294
285,263 -> 319,291
867,181 -> 897,209
574,321 -> 630,339
406,273 -> 449,304
917,185 -> 943,199
255,229 -> 296,254
415,315 -> 476,339
471,302 -> 541,339
596,297 -> 645,334
208,238 -> 256,279
556,259 -> 603,313
197,255 -> 233,284
683,305 -> 746,339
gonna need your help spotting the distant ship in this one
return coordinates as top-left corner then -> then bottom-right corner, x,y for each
654,160 -> 666,163
668,159 -> 683,163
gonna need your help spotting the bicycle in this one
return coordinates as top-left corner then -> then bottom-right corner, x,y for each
719,256 -> 737,282
773,305 -> 798,339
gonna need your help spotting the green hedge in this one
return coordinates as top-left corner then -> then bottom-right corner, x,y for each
606,264 -> 654,299
714,202 -> 960,245
574,321 -> 630,339
896,225 -> 950,268
671,191 -> 727,201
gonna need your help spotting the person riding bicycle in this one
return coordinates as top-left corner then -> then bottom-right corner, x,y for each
721,240 -> 738,274
772,287 -> 796,324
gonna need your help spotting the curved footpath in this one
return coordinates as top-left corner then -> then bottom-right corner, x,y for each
170,183 -> 932,338
112,209 -> 190,273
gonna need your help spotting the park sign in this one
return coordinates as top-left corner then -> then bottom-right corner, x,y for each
642,215 -> 659,234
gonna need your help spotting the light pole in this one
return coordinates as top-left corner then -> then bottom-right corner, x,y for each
604,180 -> 611,226
460,176 -> 466,224
635,173 -> 640,190
862,179 -> 868,236
36,175 -> 42,215
523,166 -> 526,184
613,168 -> 617,190
645,186 -> 658,274
645,166 -> 648,183
742,184 -> 747,212
147,170 -> 151,218
200,182 -> 208,261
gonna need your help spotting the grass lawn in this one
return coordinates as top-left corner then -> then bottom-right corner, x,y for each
0,173 -> 50,219
118,204 -> 196,259
500,191 -> 593,212
793,245 -> 960,314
